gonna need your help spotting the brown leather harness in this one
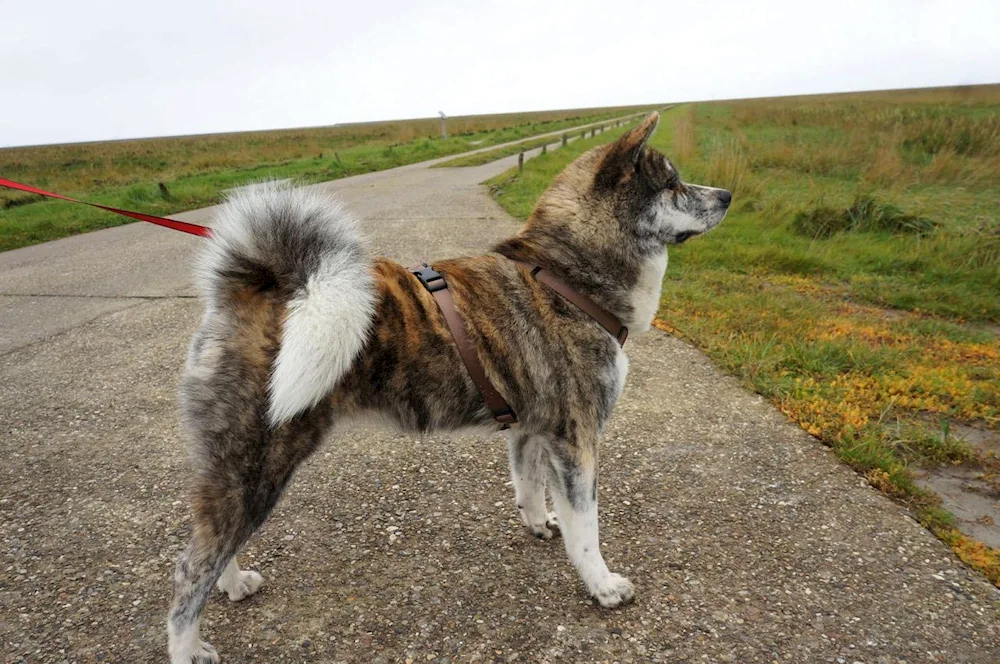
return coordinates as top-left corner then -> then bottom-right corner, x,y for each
411,260 -> 628,429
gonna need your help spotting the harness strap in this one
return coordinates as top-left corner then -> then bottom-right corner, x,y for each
512,261 -> 628,346
412,265 -> 517,428
412,260 -> 629,429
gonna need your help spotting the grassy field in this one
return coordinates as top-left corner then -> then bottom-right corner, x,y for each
0,105 -> 656,251
488,87 -> 1000,585
432,117 -> 634,168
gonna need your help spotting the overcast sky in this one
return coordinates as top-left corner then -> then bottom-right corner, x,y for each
2,0 -> 998,147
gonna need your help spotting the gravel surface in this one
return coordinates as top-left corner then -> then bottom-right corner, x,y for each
2,144 -> 998,663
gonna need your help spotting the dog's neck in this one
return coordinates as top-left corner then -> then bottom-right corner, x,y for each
493,211 -> 666,334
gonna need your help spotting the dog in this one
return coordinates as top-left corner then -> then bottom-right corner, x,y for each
167,111 -> 731,663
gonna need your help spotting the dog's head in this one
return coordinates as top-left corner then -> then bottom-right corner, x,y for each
535,112 -> 731,251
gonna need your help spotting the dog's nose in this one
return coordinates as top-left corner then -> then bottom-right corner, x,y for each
717,190 -> 732,208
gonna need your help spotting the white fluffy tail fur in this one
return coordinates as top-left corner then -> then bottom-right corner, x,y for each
196,182 -> 376,426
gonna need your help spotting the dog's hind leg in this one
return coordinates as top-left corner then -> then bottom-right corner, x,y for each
168,182 -> 372,662
168,408 -> 333,664
168,319 -> 336,663
545,432 -> 634,608
506,431 -> 559,539
168,510 -> 240,664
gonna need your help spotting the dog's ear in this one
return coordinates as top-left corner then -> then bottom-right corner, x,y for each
595,112 -> 660,190
619,112 -> 660,165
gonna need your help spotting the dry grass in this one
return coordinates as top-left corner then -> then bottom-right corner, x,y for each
672,106 -> 697,163
730,84 -> 1000,186
702,137 -> 755,198
670,110 -> 755,200
862,135 -> 904,186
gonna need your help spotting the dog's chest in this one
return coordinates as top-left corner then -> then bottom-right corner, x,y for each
628,251 -> 667,332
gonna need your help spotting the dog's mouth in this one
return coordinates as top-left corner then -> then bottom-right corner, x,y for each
671,230 -> 700,244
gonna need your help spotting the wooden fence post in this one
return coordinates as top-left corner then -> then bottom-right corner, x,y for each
541,144 -> 547,155
562,133 -> 568,147
518,151 -> 524,171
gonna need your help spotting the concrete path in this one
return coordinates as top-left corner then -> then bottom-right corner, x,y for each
2,134 -> 998,663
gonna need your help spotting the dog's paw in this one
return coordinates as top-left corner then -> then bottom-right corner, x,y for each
521,510 -> 560,539
172,640 -> 219,664
591,573 -> 634,608
220,570 -> 264,602
192,642 -> 220,664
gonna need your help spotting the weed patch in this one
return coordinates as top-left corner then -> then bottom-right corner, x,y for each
792,196 -> 938,238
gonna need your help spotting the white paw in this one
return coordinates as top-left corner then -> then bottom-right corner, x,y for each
591,573 -> 634,608
172,640 -> 219,664
220,570 -> 264,602
520,510 -> 560,539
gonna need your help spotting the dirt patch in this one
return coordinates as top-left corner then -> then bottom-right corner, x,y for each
916,466 -> 1000,548
915,422 -> 1000,549
950,421 -> 1000,456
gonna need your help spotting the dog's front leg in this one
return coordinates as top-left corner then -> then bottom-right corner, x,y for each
546,434 -> 634,608
506,432 -> 559,539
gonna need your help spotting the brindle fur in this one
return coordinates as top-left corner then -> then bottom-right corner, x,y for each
168,112 -> 731,663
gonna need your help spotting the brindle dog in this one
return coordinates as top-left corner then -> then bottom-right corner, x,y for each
168,112 -> 731,663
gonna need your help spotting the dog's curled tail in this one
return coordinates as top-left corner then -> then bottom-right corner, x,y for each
196,182 -> 376,426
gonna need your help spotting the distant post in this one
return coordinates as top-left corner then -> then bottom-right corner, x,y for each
518,151 -> 524,171
541,144 -> 547,155
438,111 -> 447,139
562,133 -> 568,147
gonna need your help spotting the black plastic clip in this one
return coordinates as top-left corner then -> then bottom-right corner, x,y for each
411,264 -> 447,293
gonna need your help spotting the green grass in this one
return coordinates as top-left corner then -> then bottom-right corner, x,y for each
432,118 -> 632,168
0,106 -> 658,251
487,87 -> 1000,585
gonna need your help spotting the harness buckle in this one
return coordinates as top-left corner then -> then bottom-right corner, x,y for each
412,265 -> 447,293
494,406 -> 516,422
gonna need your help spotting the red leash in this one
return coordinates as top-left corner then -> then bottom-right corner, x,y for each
0,177 -> 213,238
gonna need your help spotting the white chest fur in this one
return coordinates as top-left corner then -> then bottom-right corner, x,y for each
628,250 -> 667,332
